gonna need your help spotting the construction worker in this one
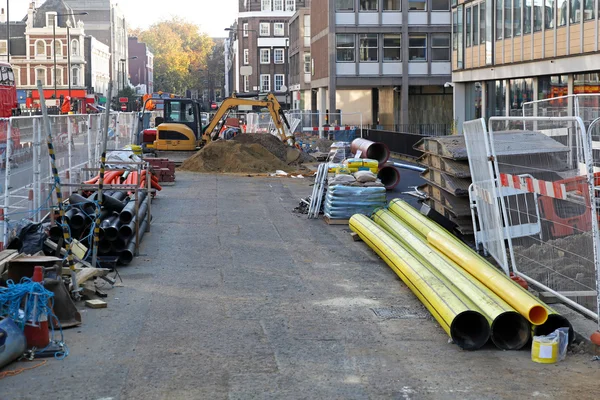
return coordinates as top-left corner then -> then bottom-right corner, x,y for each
61,96 -> 71,114
143,93 -> 155,111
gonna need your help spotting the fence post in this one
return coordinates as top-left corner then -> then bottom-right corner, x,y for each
86,114 -> 93,181
115,112 -> 120,149
32,118 -> 41,222
3,119 -> 12,247
67,116 -> 73,196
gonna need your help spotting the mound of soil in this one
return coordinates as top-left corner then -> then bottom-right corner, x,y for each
180,141 -> 291,173
233,134 -> 315,164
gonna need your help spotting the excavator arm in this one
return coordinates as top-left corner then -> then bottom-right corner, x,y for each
202,93 -> 293,145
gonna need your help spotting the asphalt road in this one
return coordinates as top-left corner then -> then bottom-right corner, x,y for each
2,172 -> 599,400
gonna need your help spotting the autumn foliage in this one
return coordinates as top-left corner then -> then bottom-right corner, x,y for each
133,17 -> 214,95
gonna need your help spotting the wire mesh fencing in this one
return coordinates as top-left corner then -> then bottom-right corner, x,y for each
467,115 -> 599,319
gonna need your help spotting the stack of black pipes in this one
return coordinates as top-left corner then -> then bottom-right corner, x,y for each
49,191 -> 151,265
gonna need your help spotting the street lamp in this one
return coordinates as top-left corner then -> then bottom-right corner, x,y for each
53,12 -> 87,100
225,27 -> 258,94
119,56 -> 138,92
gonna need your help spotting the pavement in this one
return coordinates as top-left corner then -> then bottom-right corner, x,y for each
2,171 -> 600,400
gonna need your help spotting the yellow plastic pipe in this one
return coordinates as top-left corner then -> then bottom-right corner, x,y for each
350,214 -> 490,350
388,199 -> 548,326
373,209 -> 531,350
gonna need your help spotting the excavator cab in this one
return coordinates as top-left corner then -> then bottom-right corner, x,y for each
139,97 -> 204,152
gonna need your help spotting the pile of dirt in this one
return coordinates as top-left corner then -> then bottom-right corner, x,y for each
180,141 -> 292,173
233,134 -> 315,164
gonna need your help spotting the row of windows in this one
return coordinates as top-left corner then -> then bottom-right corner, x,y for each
335,33 -> 450,62
34,67 -> 81,86
261,0 -> 296,12
335,0 -> 451,12
242,74 -> 287,92
34,39 -> 80,57
243,48 -> 288,64
242,22 -> 287,37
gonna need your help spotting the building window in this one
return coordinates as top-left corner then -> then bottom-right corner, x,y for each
12,67 -> 19,86
244,76 -> 249,92
431,0 -> 450,11
360,0 -> 378,10
514,0 -> 522,36
336,34 -> 355,62
261,0 -> 272,11
243,49 -> 249,64
496,0 -> 503,39
453,10 -> 458,50
55,67 -> 63,86
383,34 -> 401,61
473,5 -> 479,45
71,39 -> 79,57
584,0 -> 595,20
336,0 -> 354,10
260,74 -> 271,92
274,0 -> 284,11
509,78 -> 534,111
275,74 -> 285,91
260,23 -> 270,36
243,23 -> 249,37
558,0 -> 567,26
286,0 -> 295,11
409,34 -> 427,61
383,0 -> 401,10
480,1 -> 486,44
570,0 -> 580,23
359,34 -> 378,62
546,0 -> 555,28
304,15 -> 311,47
466,7 -> 472,48
274,48 -> 285,63
0,40 -> 6,56
260,48 -> 270,64
46,12 -> 56,28
304,53 -> 311,73
35,40 -> 46,57
504,0 -> 512,38
54,40 -> 63,57
274,22 -> 285,36
36,67 -> 46,85
431,33 -> 450,61
72,67 -> 80,86
408,0 -> 426,10
457,5 -> 463,68
532,0 -> 541,31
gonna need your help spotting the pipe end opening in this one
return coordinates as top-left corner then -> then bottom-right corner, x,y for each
366,142 -> 390,164
533,314 -> 574,345
491,312 -> 531,350
529,306 -> 549,326
451,311 -> 490,350
119,252 -> 133,265
377,166 -> 401,190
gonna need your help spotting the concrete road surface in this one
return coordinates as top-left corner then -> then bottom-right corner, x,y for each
1,172 -> 599,400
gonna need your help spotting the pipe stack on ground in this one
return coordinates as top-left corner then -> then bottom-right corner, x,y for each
350,138 -> 400,190
351,198 -> 573,349
50,171 -> 157,265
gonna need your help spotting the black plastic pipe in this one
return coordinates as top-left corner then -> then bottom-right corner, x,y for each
65,208 -> 85,230
119,197 -> 149,239
119,191 -> 148,224
112,237 -> 127,252
68,193 -> 96,217
49,225 -> 63,242
119,218 -> 149,265
98,239 -> 112,255
100,212 -> 120,242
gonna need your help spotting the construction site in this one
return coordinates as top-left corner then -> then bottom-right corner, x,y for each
1,90 -> 600,399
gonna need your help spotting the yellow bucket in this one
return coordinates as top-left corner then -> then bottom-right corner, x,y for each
531,335 -> 559,364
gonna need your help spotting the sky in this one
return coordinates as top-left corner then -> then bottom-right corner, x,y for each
11,0 -> 239,37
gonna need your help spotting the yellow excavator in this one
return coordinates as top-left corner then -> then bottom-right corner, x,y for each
138,93 -> 294,164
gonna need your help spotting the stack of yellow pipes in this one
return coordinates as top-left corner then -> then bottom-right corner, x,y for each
350,199 -> 573,351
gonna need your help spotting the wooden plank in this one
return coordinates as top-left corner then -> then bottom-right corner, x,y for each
85,299 -> 107,309
421,183 -> 472,217
425,199 -> 474,235
413,136 -> 468,160
0,250 -> 20,276
417,153 -> 471,178
421,169 -> 471,197
324,216 -> 349,225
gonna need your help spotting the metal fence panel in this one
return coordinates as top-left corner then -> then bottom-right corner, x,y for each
487,116 -> 599,319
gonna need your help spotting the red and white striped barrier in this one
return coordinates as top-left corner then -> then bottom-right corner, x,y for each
302,126 -> 355,132
499,173 -> 567,200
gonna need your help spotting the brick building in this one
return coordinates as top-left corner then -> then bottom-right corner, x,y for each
128,37 -> 154,95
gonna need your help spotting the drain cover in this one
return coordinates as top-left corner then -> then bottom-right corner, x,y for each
370,306 -> 430,320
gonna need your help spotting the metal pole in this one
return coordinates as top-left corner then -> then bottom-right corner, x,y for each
67,116 -> 73,196
6,0 -> 9,63
37,81 -> 80,299
53,20 -> 57,99
2,118 -> 12,247
67,24 -> 71,100
91,81 -> 112,269
32,118 -> 40,221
